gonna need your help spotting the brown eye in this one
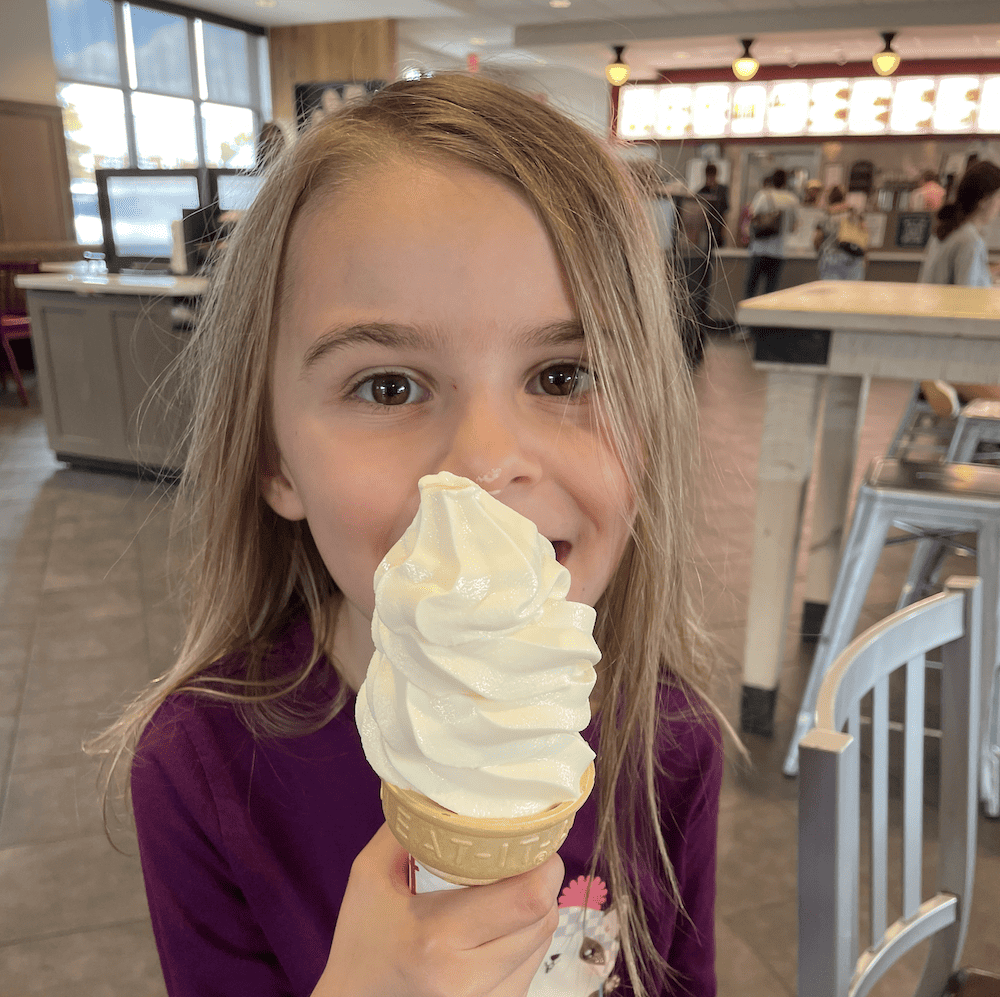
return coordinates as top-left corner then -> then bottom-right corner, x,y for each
535,364 -> 594,398
354,373 -> 426,406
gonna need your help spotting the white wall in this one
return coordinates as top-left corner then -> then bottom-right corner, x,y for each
507,67 -> 609,137
0,0 -> 58,104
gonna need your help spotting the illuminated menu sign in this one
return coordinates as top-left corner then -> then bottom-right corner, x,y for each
617,74 -> 1000,140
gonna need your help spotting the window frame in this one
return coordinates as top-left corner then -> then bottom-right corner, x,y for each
51,0 -> 268,174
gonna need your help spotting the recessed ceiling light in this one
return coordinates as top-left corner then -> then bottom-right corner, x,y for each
469,37 -> 486,45
255,0 -> 277,7
550,0 -> 571,7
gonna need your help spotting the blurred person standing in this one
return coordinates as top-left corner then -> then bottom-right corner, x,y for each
696,163 -> 730,331
698,163 -> 730,249
743,168 -> 799,300
918,160 -> 1000,416
254,121 -> 287,173
813,185 -> 868,281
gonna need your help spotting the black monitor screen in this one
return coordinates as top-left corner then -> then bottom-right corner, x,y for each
216,173 -> 264,212
104,173 -> 201,261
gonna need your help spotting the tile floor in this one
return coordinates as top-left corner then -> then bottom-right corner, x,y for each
0,335 -> 997,995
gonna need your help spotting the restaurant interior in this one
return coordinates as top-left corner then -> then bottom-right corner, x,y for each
1,0 -> 999,994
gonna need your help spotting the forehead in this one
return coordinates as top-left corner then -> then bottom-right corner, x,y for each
275,155 -> 577,358
280,155 -> 546,305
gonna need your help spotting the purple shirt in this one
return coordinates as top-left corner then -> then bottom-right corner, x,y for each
133,615 -> 722,996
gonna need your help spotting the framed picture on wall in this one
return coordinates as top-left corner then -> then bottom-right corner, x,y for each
896,212 -> 933,249
294,81 -> 385,129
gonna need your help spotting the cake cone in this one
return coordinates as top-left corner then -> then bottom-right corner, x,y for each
381,762 -> 595,887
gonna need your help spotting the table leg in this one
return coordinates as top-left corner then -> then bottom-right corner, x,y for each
801,375 -> 869,640
741,370 -> 823,736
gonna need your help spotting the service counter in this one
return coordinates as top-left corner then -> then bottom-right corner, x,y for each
710,247 -> 924,322
15,272 -> 208,478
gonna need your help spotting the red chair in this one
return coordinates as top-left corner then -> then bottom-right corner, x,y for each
0,260 -> 40,406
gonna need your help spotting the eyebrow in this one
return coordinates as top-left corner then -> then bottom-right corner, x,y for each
299,319 -> 586,376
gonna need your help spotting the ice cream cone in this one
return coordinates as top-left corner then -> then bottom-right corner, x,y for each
381,762 -> 595,886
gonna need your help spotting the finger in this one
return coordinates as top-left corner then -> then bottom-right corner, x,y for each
442,902 -> 557,997
351,823 -> 412,896
418,854 -> 564,949
488,930 -> 557,997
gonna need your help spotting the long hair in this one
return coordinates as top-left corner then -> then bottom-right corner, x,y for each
934,160 -> 1000,241
87,73 -> 719,997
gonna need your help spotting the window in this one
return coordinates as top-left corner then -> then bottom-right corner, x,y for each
47,0 -> 269,244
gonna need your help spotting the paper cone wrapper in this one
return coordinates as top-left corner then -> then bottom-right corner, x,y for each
381,762 -> 595,887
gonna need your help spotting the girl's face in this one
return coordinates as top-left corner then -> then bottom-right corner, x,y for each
264,158 -> 635,683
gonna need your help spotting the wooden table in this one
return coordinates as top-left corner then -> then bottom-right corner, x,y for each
734,280 -> 1000,735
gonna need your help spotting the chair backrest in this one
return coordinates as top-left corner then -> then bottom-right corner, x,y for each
798,576 -> 981,997
0,260 -> 41,317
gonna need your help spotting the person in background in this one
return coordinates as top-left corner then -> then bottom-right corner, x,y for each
743,168 -> 799,300
911,169 -> 946,212
698,163 -> 730,250
813,185 -> 867,281
694,163 -> 730,337
918,160 -> 1000,416
255,121 -> 287,173
802,179 -> 823,207
675,193 -> 712,367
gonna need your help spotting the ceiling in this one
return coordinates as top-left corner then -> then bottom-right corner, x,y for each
190,0 -> 1000,80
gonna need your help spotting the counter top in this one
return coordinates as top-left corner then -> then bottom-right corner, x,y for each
16,272 -> 208,297
736,280 -> 1000,337
716,247 -> 927,263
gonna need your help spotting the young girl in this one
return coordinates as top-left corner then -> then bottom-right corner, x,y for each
89,73 -> 724,997
917,160 -> 1000,417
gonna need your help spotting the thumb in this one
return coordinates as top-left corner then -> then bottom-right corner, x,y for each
353,822 -> 411,896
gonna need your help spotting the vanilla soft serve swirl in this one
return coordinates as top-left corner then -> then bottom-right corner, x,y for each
355,471 -> 600,819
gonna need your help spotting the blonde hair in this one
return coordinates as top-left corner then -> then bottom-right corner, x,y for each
88,73 -> 719,997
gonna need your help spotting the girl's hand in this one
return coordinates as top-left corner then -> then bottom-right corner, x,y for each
313,822 -> 563,997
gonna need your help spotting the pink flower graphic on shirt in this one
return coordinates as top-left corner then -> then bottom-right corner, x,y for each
559,875 -> 608,911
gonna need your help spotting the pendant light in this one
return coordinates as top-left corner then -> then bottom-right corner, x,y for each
872,31 -> 901,76
606,46 -> 630,86
732,38 -> 759,81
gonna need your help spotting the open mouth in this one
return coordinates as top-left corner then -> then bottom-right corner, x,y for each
551,540 -> 571,564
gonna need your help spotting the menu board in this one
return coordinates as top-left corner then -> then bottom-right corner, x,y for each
617,73 -> 1000,140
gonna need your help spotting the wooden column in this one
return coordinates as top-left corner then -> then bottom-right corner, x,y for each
268,19 -> 397,124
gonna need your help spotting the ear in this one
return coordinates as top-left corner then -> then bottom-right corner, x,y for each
260,447 -> 307,521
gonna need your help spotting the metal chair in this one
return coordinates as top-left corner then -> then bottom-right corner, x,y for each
0,260 -> 40,406
947,400 -> 1000,464
885,383 -> 958,464
798,577 -> 982,997
782,460 -> 1000,822
895,401 -> 1000,612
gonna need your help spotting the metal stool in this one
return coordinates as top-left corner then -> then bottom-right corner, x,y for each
948,399 -> 1000,463
885,382 -> 957,462
896,399 -> 1000,611
782,459 -> 1000,820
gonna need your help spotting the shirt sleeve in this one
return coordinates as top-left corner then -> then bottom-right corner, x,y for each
657,705 -> 724,996
786,197 -> 799,231
132,708 -> 297,997
951,231 -> 992,287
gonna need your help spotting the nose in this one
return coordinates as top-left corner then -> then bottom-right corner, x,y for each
437,391 -> 542,496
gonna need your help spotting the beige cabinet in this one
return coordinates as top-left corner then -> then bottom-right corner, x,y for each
26,290 -> 190,476
0,100 -> 75,247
